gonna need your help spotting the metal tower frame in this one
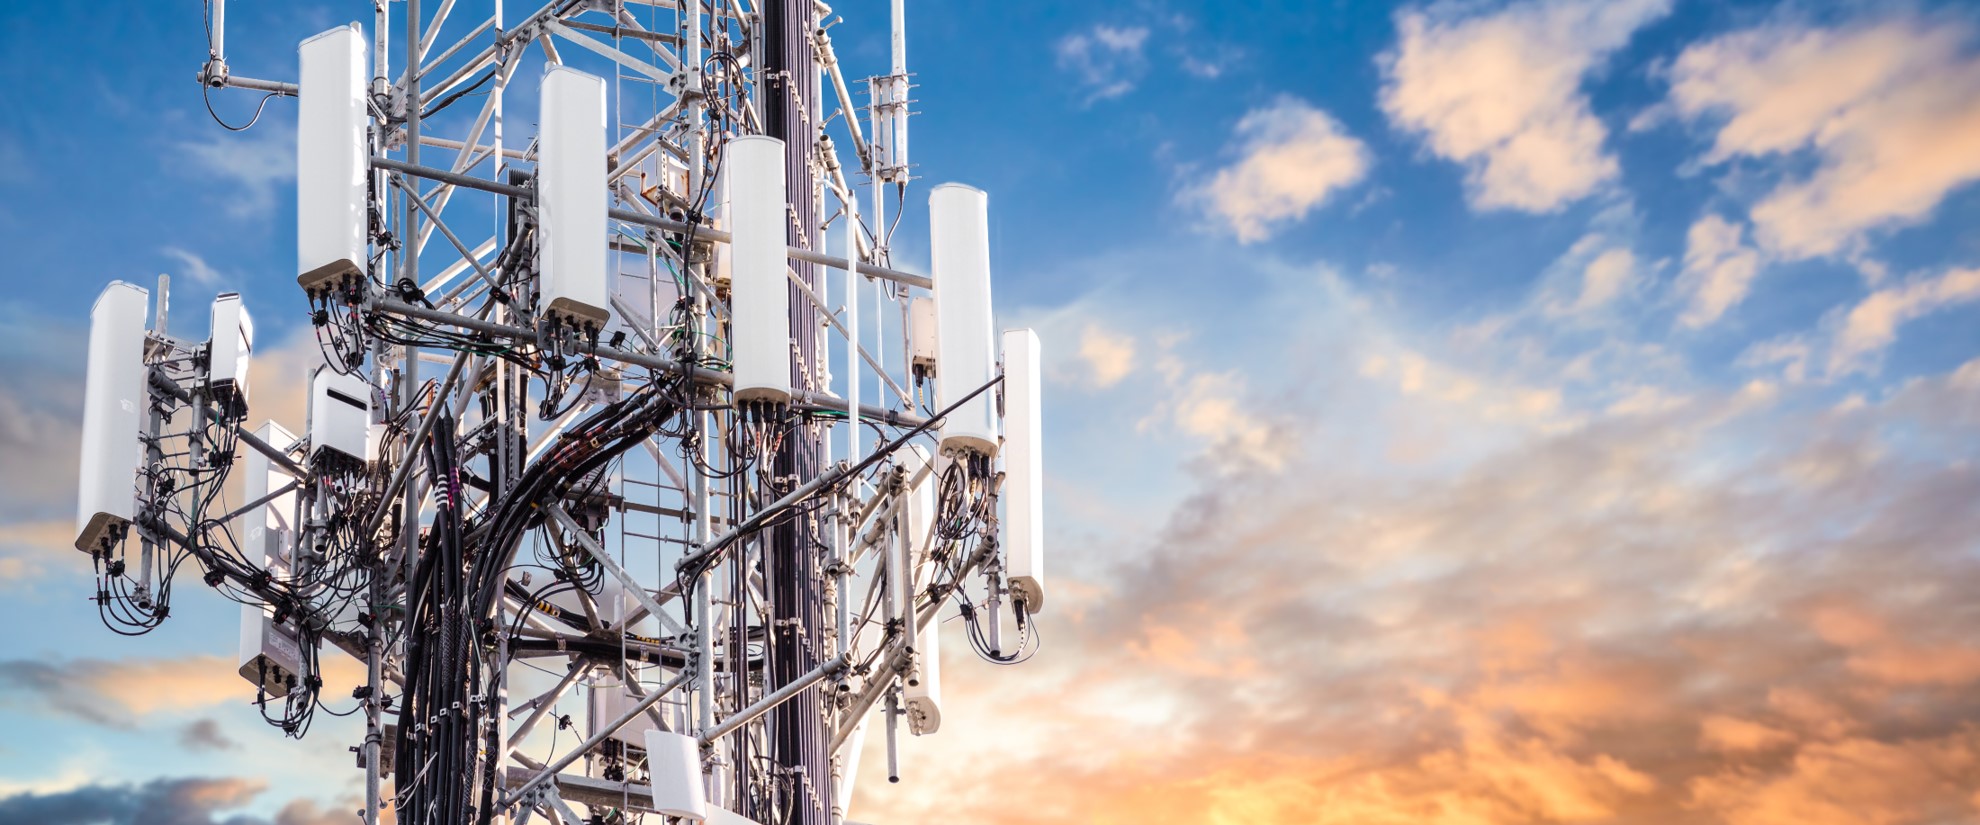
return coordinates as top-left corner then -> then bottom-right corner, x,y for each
70,1 -> 1045,823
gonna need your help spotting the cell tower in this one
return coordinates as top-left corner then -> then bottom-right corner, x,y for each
73,2 -> 1046,823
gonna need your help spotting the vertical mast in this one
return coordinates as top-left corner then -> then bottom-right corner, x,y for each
761,1 -> 831,821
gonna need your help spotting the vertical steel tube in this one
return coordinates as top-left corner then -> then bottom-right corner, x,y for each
836,186 -> 857,679
364,5 -> 391,823
845,190 -> 860,466
363,574 -> 383,823
686,0 -> 721,806
210,0 -> 226,64
489,1 -> 509,814
400,0 -> 422,575
884,690 -> 900,784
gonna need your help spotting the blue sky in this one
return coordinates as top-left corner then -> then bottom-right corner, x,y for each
4,0 -> 1980,822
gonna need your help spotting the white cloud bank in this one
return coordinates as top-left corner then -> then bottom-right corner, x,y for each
1666,15 -> 1980,259
1380,0 -> 1671,212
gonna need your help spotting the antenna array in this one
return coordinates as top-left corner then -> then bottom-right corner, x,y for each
73,3 -> 1047,823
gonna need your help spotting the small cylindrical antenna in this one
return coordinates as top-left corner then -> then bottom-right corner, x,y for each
890,0 -> 906,76
153,273 -> 170,335
885,690 -> 901,783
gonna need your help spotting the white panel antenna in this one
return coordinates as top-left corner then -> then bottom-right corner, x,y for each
929,183 -> 997,456
589,674 -> 659,749
243,421 -> 298,567
537,66 -> 611,332
296,26 -> 368,295
209,292 -> 253,410
729,135 -> 793,404
643,730 -> 709,821
901,444 -> 936,566
75,281 -> 149,553
908,296 -> 937,378
1001,328 -> 1045,611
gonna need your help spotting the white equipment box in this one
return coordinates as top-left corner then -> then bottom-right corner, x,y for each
238,595 -> 304,698
309,370 -> 371,465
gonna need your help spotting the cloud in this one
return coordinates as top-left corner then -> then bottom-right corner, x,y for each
1697,715 -> 1795,754
1737,335 -> 1811,383
0,778 -> 364,825
1566,247 -> 1636,314
176,122 -> 295,220
1132,332 -> 1292,473
1178,47 -> 1239,80
178,718 -> 239,752
1664,14 -> 1980,259
0,777 -> 264,825
1184,96 -> 1370,243
160,247 -> 227,288
847,239 -> 1980,823
1159,369 -> 1281,471
1676,214 -> 1765,328
0,520 -> 88,587
0,656 -> 247,725
1360,347 -> 1567,429
856,361 -> 1980,823
1829,267 -> 1980,375
1687,735 -> 1980,825
1379,0 -> 1670,212
1077,324 -> 1136,388
1056,24 -> 1151,103
0,304 -> 89,523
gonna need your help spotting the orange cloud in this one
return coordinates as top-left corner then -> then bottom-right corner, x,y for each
0,655 -> 247,724
850,364 -> 1980,825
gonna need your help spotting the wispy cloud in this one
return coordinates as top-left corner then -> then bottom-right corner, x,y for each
0,656 -> 246,725
1077,324 -> 1137,388
1380,0 -> 1672,212
175,122 -> 295,220
1056,24 -> 1152,104
1829,267 -> 1980,375
178,719 -> 239,752
160,246 -> 226,287
1184,96 -> 1370,243
1676,213 -> 1765,328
